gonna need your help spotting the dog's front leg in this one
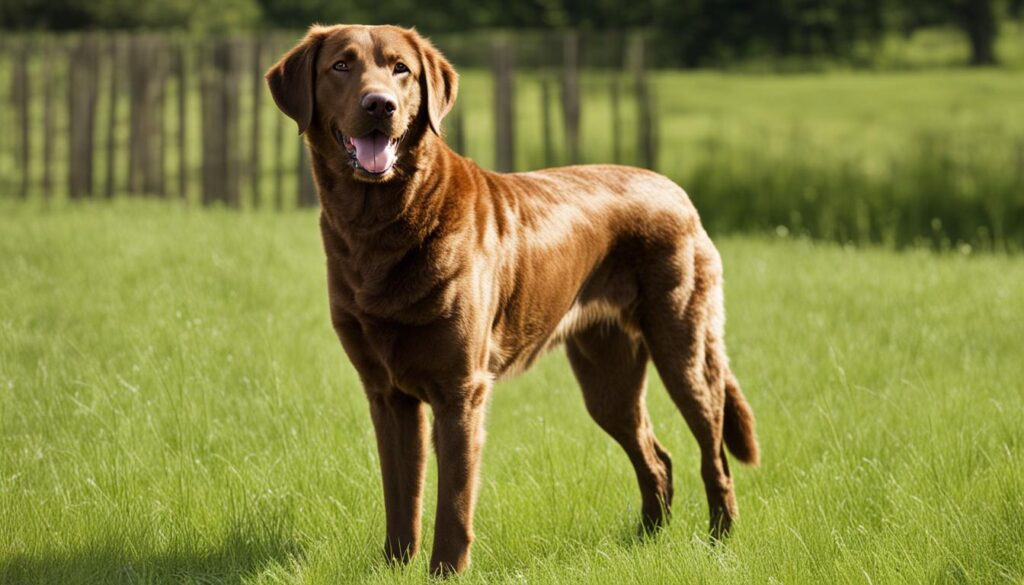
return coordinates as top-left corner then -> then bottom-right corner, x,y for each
429,380 -> 491,576
368,390 -> 429,564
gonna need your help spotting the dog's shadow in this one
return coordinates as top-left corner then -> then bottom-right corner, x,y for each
1,517 -> 304,584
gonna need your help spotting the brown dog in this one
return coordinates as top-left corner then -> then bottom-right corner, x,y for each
266,24 -> 759,576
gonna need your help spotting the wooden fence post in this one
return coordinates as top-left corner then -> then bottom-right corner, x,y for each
103,35 -> 121,198
68,36 -> 101,199
273,106 -> 285,209
153,36 -> 166,198
541,76 -> 554,167
176,38 -> 189,200
127,36 -> 142,194
629,34 -> 657,170
273,36 -> 287,210
223,39 -> 241,207
492,36 -> 515,173
42,37 -> 56,199
0,39 -> 6,196
562,31 -> 581,165
128,35 -> 152,195
125,35 -> 169,198
201,39 -> 222,204
13,39 -> 31,198
251,36 -> 264,207
610,75 -> 622,164
202,38 -> 240,206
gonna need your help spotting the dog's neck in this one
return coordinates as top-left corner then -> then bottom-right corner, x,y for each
313,129 -> 462,257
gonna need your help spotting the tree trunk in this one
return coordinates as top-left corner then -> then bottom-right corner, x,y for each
960,0 -> 998,66
492,37 -> 515,173
68,37 -> 101,199
13,40 -> 31,198
562,31 -> 580,165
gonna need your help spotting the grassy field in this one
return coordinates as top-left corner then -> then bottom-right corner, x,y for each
2,201 -> 1022,584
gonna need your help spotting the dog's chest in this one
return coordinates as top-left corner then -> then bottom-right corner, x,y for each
327,270 -> 474,394
366,319 -> 471,395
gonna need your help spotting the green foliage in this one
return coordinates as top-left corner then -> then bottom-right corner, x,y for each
1,202 -> 1022,583
0,0 -> 1012,66
0,0 -> 263,31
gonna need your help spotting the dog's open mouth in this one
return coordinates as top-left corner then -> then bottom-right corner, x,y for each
335,128 -> 400,175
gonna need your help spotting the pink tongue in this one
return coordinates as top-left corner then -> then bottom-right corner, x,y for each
351,132 -> 396,173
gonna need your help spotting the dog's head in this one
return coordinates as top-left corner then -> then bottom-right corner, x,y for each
266,25 -> 458,183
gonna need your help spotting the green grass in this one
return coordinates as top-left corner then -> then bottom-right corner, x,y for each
2,201 -> 1023,584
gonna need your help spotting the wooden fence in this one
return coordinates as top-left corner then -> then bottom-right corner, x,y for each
0,31 -> 657,207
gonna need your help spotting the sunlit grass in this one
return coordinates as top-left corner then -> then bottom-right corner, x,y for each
1,201 -> 1022,583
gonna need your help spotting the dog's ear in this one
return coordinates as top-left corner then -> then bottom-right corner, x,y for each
266,28 -> 326,135
416,35 -> 459,136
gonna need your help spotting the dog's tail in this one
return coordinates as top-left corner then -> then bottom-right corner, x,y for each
723,370 -> 759,465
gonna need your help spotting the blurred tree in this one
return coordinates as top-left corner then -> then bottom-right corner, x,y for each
0,0 -> 260,30
1,0 -> 94,29
957,0 -> 999,64
255,0 -> 361,30
650,0 -> 890,66
898,0 -> 1002,65
188,0 -> 261,34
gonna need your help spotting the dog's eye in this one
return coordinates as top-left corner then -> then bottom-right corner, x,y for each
394,62 -> 409,75
332,61 -> 349,72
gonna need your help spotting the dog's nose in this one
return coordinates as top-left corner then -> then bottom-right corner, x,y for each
361,93 -> 397,119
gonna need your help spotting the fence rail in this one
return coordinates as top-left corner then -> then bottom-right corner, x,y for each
0,31 -> 657,208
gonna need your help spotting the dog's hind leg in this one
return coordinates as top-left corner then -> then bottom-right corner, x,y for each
567,323 -> 673,532
639,243 -> 749,539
